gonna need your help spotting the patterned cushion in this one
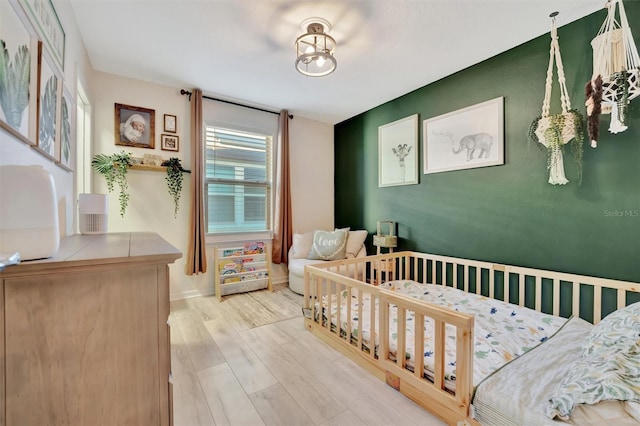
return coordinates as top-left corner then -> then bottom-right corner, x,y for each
306,229 -> 348,261
547,302 -> 640,420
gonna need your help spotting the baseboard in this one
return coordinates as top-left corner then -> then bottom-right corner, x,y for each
170,288 -> 215,301
171,277 -> 288,301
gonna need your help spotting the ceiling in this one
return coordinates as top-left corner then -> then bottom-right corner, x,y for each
69,0 -> 604,125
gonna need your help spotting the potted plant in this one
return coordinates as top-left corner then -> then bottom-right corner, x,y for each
162,158 -> 189,218
91,151 -> 131,217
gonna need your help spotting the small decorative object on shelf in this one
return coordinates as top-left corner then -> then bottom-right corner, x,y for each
373,220 -> 398,283
214,241 -> 272,301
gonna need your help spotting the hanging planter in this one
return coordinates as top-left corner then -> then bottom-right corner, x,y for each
161,158 -> 190,218
528,12 -> 584,185
586,0 -> 640,147
91,151 -> 131,217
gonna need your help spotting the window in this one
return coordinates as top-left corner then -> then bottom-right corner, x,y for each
205,126 -> 273,234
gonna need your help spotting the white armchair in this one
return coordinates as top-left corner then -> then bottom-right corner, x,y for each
287,229 -> 367,295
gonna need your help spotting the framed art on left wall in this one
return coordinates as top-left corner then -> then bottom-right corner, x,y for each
36,46 -> 61,160
0,1 -> 38,144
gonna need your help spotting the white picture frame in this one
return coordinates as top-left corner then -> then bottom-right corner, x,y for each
423,97 -> 504,174
378,114 -> 419,187
17,0 -> 65,72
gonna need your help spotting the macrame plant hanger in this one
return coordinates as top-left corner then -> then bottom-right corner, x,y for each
586,0 -> 640,147
533,12 -> 582,185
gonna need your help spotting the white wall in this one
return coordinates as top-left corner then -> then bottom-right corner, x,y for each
2,0 -> 335,300
290,116 -> 334,233
91,71 -> 335,299
1,0 -> 93,237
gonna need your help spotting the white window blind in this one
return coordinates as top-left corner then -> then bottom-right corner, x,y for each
205,126 -> 272,234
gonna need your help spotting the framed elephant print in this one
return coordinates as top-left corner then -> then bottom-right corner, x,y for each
423,97 -> 504,174
378,114 -> 419,187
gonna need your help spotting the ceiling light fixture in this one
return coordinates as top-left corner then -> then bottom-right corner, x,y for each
295,18 -> 336,77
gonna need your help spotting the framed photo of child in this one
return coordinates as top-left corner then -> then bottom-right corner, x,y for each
161,134 -> 179,152
115,103 -> 155,149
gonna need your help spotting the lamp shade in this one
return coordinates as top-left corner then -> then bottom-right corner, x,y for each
295,18 -> 337,77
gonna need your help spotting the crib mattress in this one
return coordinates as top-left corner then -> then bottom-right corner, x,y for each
318,280 -> 567,390
473,316 -> 638,425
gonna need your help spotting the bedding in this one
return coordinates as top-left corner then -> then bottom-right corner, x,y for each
548,301 -> 640,420
317,279 -> 566,390
473,316 -> 639,425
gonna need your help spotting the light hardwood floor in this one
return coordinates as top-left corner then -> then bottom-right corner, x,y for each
170,286 -> 446,426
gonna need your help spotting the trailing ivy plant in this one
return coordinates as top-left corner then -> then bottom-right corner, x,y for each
91,151 -> 131,217
162,158 -> 188,218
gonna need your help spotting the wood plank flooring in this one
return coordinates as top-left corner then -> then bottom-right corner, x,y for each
170,287 -> 445,426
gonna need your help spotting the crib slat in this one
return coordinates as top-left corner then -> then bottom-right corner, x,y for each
518,274 -> 525,307
535,276 -> 542,312
346,286 -> 352,338
370,289 -> 376,359
414,313 -> 425,380
380,298 -> 389,362
357,289 -> 363,350
422,258 -> 428,284
453,263 -> 457,289
475,267 -> 481,295
456,326 -> 473,406
432,260 -> 436,284
464,266 -> 469,293
618,288 -> 626,310
397,307 -> 406,369
434,319 -> 445,390
572,282 -> 580,317
553,279 -> 560,317
504,269 -> 510,304
489,269 -> 494,299
336,282 -> 342,341
594,285 -> 602,323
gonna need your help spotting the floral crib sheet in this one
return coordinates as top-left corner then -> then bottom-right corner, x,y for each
317,280 -> 567,391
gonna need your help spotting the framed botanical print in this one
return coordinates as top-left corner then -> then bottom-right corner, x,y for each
56,84 -> 75,170
163,114 -> 176,133
378,114 -> 419,187
36,47 -> 61,160
17,0 -> 65,72
115,103 -> 155,149
0,1 -> 38,144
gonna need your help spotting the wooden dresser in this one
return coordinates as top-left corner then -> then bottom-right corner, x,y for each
0,232 -> 181,426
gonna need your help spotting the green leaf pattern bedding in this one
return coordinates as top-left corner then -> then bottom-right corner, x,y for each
318,280 -> 567,390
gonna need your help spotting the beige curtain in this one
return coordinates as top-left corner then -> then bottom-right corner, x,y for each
185,89 -> 207,275
272,110 -> 292,264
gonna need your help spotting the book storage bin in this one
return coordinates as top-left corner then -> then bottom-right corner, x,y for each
214,241 -> 272,301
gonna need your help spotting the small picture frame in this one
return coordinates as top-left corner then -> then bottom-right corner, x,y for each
115,103 -> 155,149
164,114 -> 177,133
161,134 -> 179,152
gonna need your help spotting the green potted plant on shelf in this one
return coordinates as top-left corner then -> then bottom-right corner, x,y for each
162,158 -> 189,218
91,151 -> 131,217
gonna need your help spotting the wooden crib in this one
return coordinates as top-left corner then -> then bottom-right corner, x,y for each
302,251 -> 640,426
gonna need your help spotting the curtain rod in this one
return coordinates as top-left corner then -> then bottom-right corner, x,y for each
180,89 -> 293,119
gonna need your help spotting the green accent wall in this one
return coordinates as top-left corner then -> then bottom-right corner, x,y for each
335,4 -> 640,283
